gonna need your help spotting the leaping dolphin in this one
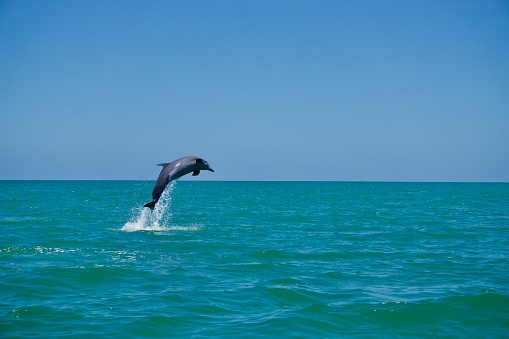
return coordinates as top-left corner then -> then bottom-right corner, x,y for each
143,156 -> 214,209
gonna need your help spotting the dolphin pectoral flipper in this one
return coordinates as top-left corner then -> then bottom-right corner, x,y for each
192,170 -> 200,176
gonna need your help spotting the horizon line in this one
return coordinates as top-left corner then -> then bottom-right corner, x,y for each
0,179 -> 508,184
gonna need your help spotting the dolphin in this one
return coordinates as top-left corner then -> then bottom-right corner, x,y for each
143,156 -> 214,209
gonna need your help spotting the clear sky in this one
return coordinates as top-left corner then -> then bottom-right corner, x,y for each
1,0 -> 508,181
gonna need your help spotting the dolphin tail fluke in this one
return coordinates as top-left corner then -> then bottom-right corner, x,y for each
143,201 -> 156,209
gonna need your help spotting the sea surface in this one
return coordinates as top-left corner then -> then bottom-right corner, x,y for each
1,181 -> 508,338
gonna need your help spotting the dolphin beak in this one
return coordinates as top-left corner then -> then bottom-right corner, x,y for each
209,168 -> 214,172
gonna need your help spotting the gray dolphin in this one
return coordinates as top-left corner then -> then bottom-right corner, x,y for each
143,156 -> 214,209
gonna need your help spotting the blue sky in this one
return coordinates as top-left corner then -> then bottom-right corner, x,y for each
1,0 -> 508,181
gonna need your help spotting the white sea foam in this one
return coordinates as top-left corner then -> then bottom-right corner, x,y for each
121,182 -> 177,232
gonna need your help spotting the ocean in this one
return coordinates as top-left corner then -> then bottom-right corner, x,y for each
1,181 -> 508,338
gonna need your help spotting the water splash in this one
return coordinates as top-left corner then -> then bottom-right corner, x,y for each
121,182 -> 176,232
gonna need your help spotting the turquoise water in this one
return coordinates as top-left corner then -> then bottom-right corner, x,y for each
1,181 -> 508,338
